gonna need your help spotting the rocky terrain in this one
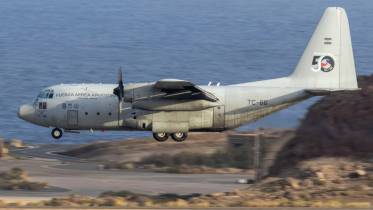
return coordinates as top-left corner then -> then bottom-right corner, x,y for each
60,132 -> 227,162
0,168 -> 47,191
16,157 -> 370,208
61,128 -> 294,174
271,75 -> 373,174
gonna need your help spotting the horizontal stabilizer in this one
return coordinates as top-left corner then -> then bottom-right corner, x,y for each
305,88 -> 361,96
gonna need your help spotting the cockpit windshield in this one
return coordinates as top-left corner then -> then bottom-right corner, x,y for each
37,89 -> 54,99
33,89 -> 54,108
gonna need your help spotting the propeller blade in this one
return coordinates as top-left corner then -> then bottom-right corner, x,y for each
113,67 -> 125,101
118,67 -> 123,85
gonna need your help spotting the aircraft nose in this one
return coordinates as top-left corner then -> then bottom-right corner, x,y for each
18,104 -> 35,121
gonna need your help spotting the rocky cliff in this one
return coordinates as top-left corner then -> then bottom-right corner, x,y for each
271,75 -> 373,174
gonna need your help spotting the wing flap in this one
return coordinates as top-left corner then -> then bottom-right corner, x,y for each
154,79 -> 219,101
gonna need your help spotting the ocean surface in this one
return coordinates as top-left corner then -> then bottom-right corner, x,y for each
0,0 -> 372,144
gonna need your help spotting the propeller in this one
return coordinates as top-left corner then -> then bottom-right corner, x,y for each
113,67 -> 124,102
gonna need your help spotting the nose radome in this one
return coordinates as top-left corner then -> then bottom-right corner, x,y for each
18,104 -> 35,121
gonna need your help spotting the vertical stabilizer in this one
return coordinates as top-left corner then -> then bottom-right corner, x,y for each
291,7 -> 358,90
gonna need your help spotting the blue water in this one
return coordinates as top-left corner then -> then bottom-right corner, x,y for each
0,0 -> 372,144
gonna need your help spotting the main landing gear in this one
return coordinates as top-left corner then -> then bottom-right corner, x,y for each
153,132 -> 169,142
51,128 -> 63,139
171,132 -> 188,142
153,132 -> 188,142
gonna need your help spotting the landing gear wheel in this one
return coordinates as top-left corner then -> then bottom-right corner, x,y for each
51,128 -> 63,139
153,132 -> 169,142
171,132 -> 188,142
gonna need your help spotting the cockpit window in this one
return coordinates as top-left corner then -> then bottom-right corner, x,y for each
38,102 -> 47,110
37,89 -> 54,99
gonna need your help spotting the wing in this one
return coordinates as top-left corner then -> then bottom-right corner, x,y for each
153,79 -> 219,102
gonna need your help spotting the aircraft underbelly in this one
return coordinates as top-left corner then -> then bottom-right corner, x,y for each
225,101 -> 301,129
223,88 -> 309,129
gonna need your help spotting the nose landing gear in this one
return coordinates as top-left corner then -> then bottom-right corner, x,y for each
51,128 -> 63,139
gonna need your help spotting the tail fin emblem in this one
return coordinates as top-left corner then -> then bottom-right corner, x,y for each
311,54 -> 335,72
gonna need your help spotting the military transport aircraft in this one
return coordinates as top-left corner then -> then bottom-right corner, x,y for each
18,7 -> 359,142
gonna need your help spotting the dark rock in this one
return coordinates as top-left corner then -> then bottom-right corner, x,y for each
349,169 -> 367,178
284,191 -> 299,200
270,75 -> 373,175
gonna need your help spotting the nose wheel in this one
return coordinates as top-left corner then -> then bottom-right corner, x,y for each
51,128 -> 63,139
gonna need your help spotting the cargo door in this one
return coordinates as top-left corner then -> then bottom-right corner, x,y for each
67,110 -> 78,128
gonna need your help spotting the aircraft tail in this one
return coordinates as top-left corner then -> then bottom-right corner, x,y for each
290,7 -> 358,91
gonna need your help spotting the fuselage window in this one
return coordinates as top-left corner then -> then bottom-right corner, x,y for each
38,102 -> 47,109
97,112 -> 100,116
62,103 -> 66,109
108,112 -> 112,116
85,112 -> 88,116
